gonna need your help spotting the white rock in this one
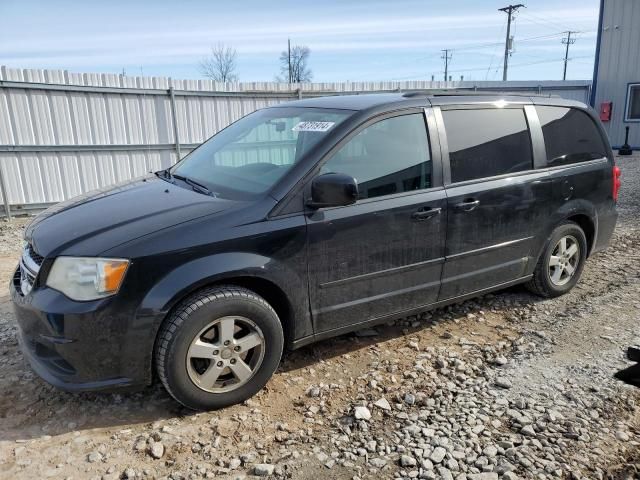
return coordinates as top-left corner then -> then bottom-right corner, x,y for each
149,442 -> 164,459
400,455 -> 417,467
438,466 -> 454,480
430,446 -> 447,464
616,430 -> 630,441
354,406 -> 371,420
253,464 -> 275,476
483,445 -> 498,458
495,377 -> 512,389
521,425 -> 536,437
494,356 -> 508,366
374,398 -> 391,411
369,457 -> 387,468
87,452 -> 102,463
468,474 -> 498,480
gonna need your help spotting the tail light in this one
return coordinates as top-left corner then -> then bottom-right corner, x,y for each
613,166 -> 622,202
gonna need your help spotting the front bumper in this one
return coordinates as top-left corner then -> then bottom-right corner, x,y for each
10,266 -> 151,392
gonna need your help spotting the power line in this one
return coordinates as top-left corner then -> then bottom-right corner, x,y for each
446,55 -> 592,75
499,4 -> 525,81
389,55 -> 592,81
485,16 -> 508,80
562,31 -> 578,80
519,10 -> 573,33
447,32 -> 564,53
406,31 -> 582,65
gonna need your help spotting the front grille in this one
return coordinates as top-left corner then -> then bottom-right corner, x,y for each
17,243 -> 43,296
26,243 -> 44,267
12,267 -> 22,291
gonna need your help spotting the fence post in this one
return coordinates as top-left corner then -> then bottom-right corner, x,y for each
168,86 -> 182,160
0,160 -> 11,220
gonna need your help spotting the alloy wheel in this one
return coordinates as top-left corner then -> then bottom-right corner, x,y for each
186,316 -> 265,393
548,235 -> 580,286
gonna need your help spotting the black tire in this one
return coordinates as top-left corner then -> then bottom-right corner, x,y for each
526,221 -> 588,298
155,285 -> 284,410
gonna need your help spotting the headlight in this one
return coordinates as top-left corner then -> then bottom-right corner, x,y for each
46,257 -> 130,301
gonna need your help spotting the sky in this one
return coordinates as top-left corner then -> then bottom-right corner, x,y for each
0,0 -> 601,83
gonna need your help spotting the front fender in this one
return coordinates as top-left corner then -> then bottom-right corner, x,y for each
137,252 -> 306,322
126,252 -> 310,386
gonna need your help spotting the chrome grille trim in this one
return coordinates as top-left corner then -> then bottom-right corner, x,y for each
26,243 -> 44,266
22,247 -> 41,276
19,243 -> 42,296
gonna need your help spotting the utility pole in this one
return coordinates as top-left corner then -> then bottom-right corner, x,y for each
441,49 -> 452,82
287,38 -> 292,84
562,31 -> 577,81
498,4 -> 524,81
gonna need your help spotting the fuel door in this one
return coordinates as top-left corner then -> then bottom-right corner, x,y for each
560,176 -> 574,201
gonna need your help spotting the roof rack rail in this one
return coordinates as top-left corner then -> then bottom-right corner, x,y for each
401,89 -> 558,98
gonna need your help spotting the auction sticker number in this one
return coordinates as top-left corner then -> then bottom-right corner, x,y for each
292,121 -> 335,132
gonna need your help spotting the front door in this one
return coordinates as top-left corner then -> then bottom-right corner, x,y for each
305,111 -> 447,334
437,106 -> 552,299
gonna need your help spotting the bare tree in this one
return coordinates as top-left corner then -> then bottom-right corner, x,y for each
199,43 -> 238,82
278,44 -> 312,83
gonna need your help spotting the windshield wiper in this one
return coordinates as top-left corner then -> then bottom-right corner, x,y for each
172,173 -> 215,197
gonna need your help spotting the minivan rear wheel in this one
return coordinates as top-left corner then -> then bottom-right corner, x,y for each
526,222 -> 587,298
155,286 -> 284,410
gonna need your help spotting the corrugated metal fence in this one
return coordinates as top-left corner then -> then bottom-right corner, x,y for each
0,66 -> 592,217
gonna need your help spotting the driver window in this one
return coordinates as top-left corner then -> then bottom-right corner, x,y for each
320,113 -> 432,200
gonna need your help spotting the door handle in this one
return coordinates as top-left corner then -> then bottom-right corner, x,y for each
411,207 -> 442,221
454,199 -> 480,212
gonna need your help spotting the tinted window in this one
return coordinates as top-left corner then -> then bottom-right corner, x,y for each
442,108 -> 533,183
320,114 -> 431,200
536,106 -> 608,166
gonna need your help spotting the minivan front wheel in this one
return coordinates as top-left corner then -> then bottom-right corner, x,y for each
155,286 -> 284,410
526,222 -> 587,298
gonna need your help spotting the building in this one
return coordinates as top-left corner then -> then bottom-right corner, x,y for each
591,0 -> 640,149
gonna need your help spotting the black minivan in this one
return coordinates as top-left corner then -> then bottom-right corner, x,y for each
11,93 -> 620,410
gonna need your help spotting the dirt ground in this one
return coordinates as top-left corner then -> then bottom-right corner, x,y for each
0,157 -> 639,480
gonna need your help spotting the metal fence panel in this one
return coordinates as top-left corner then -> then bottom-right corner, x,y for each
0,66 -> 592,216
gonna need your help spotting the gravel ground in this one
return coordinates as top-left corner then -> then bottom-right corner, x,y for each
0,156 -> 639,480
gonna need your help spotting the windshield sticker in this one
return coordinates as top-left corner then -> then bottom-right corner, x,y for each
292,121 -> 335,132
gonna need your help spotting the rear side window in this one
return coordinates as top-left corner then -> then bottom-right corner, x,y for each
320,113 -> 431,200
536,106 -> 608,166
442,108 -> 533,183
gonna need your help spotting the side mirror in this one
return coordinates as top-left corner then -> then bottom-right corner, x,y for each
307,173 -> 358,209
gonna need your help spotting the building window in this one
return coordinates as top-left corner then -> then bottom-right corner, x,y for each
625,83 -> 640,122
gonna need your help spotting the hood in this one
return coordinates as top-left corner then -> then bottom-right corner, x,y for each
26,176 -> 239,257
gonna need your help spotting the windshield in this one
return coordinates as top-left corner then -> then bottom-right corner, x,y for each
170,107 -> 352,199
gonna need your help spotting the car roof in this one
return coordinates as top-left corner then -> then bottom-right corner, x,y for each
272,92 -> 588,113
276,93 -> 414,111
